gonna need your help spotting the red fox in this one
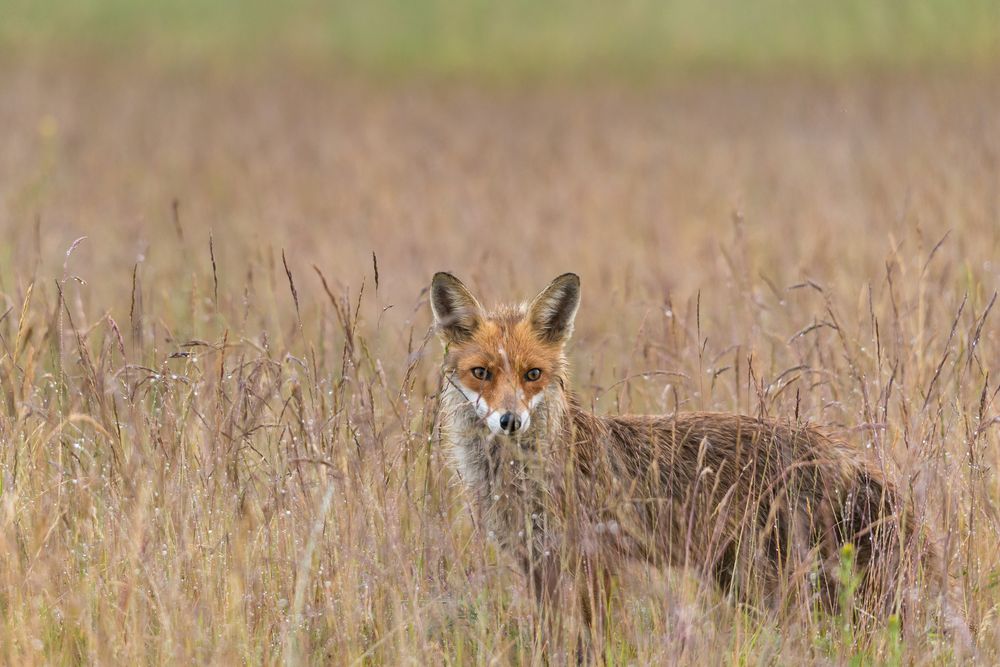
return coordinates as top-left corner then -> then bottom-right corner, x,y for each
431,272 -> 972,655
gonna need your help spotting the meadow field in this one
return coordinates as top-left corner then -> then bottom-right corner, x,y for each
1,3 -> 1000,664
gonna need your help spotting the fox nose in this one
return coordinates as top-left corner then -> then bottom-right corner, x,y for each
499,412 -> 521,433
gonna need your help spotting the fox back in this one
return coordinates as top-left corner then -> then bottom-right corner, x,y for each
431,272 -> 971,651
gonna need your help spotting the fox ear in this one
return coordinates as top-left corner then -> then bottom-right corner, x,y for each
528,273 -> 580,344
431,272 -> 483,343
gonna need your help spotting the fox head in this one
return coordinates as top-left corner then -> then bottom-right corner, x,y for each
431,272 -> 580,438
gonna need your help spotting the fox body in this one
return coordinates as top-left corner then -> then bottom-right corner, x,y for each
431,272 -> 970,650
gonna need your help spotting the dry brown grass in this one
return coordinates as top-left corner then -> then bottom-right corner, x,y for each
1,64 -> 999,664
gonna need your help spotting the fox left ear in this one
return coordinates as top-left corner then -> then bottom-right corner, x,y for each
431,272 -> 484,344
527,273 -> 580,344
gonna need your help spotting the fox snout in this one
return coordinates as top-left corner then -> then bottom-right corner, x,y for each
488,406 -> 528,436
484,400 -> 531,437
498,412 -> 521,433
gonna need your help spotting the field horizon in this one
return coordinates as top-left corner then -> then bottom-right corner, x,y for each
3,0 -> 999,80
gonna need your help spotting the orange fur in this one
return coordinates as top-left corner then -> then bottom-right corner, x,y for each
447,315 -> 559,417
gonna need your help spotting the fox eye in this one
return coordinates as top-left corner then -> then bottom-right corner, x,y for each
471,367 -> 490,381
524,368 -> 542,382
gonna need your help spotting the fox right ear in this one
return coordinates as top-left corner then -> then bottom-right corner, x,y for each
528,273 -> 580,344
430,272 -> 483,343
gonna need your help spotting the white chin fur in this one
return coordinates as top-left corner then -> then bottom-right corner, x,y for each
486,412 -> 504,435
519,410 -> 531,432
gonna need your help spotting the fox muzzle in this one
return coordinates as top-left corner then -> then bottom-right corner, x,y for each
498,411 -> 522,433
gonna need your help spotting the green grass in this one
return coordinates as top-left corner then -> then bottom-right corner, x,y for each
1,0 -> 999,78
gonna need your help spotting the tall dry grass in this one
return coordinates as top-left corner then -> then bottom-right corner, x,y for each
1,65 -> 999,664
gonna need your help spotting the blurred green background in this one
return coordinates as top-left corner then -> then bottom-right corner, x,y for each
2,0 -> 998,78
